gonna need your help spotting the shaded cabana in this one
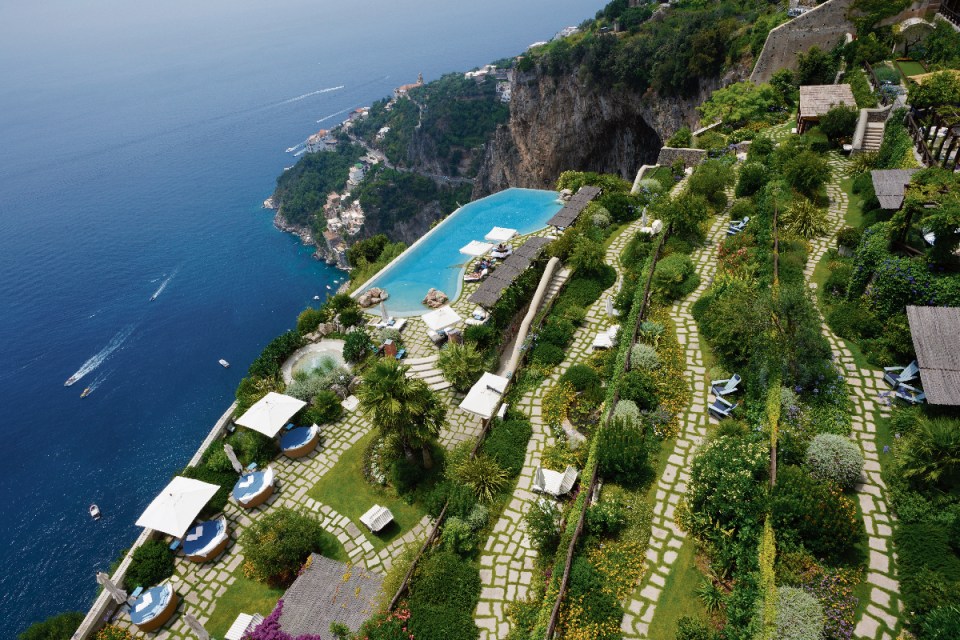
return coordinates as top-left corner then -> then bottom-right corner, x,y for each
280,424 -> 321,458
459,372 -> 509,419
129,583 -> 179,632
273,554 -> 384,637
232,466 -> 275,509
905,305 -> 960,405
235,392 -> 307,439
798,84 -> 856,133
871,169 -> 919,210
181,516 -> 230,563
547,186 -> 602,229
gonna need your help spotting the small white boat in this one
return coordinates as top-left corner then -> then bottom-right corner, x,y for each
65,374 -> 80,387
326,285 -> 331,290
219,359 -> 230,368
89,504 -> 101,520
313,295 -> 321,300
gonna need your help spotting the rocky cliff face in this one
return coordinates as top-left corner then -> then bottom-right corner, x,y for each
358,200 -> 445,246
473,67 -> 741,197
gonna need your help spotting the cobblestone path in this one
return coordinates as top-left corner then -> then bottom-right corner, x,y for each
620,214 -> 728,638
808,154 -> 901,640
474,218 -> 646,640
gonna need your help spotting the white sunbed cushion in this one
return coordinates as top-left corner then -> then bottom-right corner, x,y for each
134,591 -> 154,613
185,525 -> 203,543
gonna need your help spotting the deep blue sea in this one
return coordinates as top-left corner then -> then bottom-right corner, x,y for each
0,1 -> 602,635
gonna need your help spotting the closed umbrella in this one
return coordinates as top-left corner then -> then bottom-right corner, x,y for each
185,613 -> 210,640
223,444 -> 243,474
96,571 -> 127,604
380,301 -> 389,323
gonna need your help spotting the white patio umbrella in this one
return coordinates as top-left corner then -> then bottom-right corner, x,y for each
459,240 -> 494,257
135,476 -> 221,539
223,444 -> 243,474
185,613 -> 210,640
96,571 -> 127,604
485,227 -> 517,243
235,392 -> 307,438
422,306 -> 462,332
459,372 -> 509,419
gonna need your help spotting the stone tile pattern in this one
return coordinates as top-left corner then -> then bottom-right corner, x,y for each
620,214 -> 729,639
807,154 -> 901,640
474,218 -> 647,640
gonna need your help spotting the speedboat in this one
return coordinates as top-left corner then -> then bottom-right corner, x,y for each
219,359 -> 230,368
89,504 -> 101,520
313,295 -> 321,300
65,374 -> 80,387
80,387 -> 92,398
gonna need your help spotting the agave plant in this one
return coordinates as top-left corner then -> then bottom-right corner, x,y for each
783,197 -> 829,239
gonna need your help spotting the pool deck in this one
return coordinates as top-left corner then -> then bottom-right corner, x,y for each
281,340 -> 346,384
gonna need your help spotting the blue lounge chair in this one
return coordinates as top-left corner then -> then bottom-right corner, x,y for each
894,383 -> 926,405
727,217 -> 749,236
395,348 -> 407,360
883,360 -> 919,388
709,396 -> 738,420
711,374 -> 742,397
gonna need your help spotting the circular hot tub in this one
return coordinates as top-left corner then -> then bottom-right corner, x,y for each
281,340 -> 348,384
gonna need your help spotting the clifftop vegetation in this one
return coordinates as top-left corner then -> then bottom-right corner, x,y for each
519,0 -> 787,97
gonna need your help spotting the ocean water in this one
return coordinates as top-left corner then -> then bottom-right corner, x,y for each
361,188 -> 563,315
0,0 -> 603,635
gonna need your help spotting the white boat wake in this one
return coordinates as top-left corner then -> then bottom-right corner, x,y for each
285,142 -> 305,153
65,325 -> 136,386
280,85 -> 344,106
150,268 -> 179,301
316,106 -> 354,124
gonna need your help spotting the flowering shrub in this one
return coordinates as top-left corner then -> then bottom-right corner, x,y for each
806,433 -> 864,491
543,381 -> 576,428
800,564 -> 861,640
355,607 -> 414,640
245,600 -> 324,640
612,400 -> 640,426
776,586 -> 825,640
630,343 -> 659,371
95,626 -> 133,640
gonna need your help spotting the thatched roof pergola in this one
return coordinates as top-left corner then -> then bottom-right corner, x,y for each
468,236 -> 552,308
547,186 -> 602,228
871,169 -> 919,210
906,305 -> 960,406
798,84 -> 856,133
278,554 -> 384,637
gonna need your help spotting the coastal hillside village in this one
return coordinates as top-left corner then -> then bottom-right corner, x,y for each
38,1 -> 960,640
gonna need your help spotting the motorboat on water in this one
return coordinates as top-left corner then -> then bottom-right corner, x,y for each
65,374 -> 80,387
89,504 -> 101,520
313,295 -> 321,300
80,387 -> 92,398
219,359 -> 230,368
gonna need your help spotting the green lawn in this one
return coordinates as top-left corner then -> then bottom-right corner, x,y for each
307,430 -> 428,550
206,573 -> 285,638
647,538 -> 711,640
894,59 -> 926,78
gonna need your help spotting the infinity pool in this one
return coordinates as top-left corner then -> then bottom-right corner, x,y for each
357,188 -> 562,316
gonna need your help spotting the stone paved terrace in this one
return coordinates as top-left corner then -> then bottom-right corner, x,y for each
809,153 -> 901,640
620,213 -> 728,639
474,216 -> 647,639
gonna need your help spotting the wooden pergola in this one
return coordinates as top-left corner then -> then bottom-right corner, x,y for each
906,305 -> 960,406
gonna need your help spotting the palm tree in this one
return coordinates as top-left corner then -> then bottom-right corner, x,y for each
357,358 -> 446,468
898,417 -> 960,488
437,342 -> 484,392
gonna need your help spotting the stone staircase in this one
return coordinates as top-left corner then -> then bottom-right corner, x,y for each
862,120 -> 885,152
403,354 -> 451,391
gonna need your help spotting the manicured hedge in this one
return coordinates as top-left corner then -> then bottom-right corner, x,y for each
481,419 -> 533,477
408,550 -> 481,640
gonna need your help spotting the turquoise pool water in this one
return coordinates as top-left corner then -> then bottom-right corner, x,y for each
359,188 -> 562,315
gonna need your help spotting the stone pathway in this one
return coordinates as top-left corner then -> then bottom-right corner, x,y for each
620,214 -> 728,638
474,218 -> 646,640
807,154 -> 901,640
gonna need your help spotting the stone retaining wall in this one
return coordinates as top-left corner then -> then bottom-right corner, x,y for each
655,147 -> 706,170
